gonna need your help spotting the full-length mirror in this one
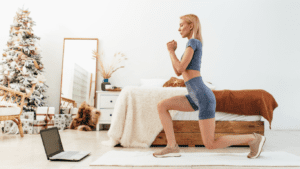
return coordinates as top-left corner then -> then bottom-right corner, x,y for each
60,38 -> 98,112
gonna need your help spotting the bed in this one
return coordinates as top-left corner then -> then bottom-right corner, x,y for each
101,78 -> 278,148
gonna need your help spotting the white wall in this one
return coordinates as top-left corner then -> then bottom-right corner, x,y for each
0,0 -> 299,130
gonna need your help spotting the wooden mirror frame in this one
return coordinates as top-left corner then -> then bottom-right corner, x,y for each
60,38 -> 99,110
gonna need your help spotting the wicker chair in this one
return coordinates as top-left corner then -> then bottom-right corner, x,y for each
60,97 -> 77,116
0,84 -> 36,137
61,97 -> 77,108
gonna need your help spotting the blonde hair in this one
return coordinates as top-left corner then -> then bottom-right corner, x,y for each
180,14 -> 203,46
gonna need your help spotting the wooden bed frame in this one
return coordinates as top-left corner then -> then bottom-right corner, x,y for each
151,120 -> 264,147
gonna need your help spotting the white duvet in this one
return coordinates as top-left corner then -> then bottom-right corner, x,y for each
101,86 -> 190,148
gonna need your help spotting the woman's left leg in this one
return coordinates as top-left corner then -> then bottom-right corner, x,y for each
198,117 -> 256,150
192,76 -> 256,149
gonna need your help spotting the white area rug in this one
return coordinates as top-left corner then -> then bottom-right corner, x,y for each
90,150 -> 300,167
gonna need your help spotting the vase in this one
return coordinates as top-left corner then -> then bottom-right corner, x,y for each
101,78 -> 111,91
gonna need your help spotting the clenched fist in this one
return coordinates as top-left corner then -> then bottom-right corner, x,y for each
167,40 -> 177,52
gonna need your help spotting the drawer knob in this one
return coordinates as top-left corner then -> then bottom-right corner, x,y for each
110,114 -> 112,116
110,100 -> 113,103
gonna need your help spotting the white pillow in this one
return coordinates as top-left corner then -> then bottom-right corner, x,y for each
140,78 -> 169,87
204,81 -> 216,90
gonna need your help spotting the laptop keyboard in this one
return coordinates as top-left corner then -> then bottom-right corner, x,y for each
64,151 -> 79,158
56,151 -> 78,158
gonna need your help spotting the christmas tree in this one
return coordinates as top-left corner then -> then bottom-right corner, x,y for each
0,6 -> 49,118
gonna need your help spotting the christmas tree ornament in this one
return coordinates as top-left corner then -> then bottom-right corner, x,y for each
25,48 -> 30,54
9,83 -> 17,89
38,64 -> 43,70
17,33 -> 23,41
37,74 -> 46,84
34,101 -> 38,107
14,64 -> 22,71
21,55 -> 27,60
22,66 -> 27,74
25,88 -> 30,95
32,90 -> 39,96
0,60 -> 7,66
10,61 -> 17,69
4,70 -> 9,75
14,85 -> 21,92
33,60 -> 39,69
36,82 -> 44,88
24,77 -> 31,84
9,71 -> 15,77
35,47 -> 42,55
3,64 -> 9,70
14,57 -> 19,62
27,76 -> 34,82
31,78 -> 37,84
6,57 -> 12,63
7,74 -> 13,81
7,41 -> 14,47
28,46 -> 35,50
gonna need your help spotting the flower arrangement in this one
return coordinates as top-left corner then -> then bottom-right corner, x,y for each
92,50 -> 128,79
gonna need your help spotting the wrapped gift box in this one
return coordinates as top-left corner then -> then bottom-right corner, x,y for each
4,120 -> 18,134
3,112 -> 34,134
54,114 -> 73,130
32,107 -> 56,134
21,119 -> 34,134
32,119 -> 55,134
60,107 -> 78,115
36,107 -> 55,115
20,111 -> 34,120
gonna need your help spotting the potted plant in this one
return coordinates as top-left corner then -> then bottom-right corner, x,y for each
92,50 -> 128,91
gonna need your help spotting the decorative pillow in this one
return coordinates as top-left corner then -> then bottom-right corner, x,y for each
163,77 -> 216,89
140,78 -> 169,87
163,77 -> 186,87
140,77 -> 216,89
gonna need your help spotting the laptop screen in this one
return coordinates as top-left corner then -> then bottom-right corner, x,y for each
40,127 -> 64,159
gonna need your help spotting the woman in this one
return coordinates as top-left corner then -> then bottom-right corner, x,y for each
153,14 -> 266,158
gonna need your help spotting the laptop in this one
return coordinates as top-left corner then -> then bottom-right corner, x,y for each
40,127 -> 90,161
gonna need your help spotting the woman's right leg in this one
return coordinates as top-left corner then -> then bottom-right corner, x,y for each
154,95 -> 196,157
157,95 -> 196,147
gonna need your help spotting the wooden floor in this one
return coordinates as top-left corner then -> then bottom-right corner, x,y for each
1,127 -> 300,169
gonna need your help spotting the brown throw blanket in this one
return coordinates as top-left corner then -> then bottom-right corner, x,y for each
212,89 -> 278,129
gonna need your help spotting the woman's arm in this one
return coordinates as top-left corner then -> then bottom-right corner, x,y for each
172,61 -> 181,76
169,51 -> 182,76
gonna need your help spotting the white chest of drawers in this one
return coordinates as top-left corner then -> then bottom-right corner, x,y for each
96,91 -> 121,131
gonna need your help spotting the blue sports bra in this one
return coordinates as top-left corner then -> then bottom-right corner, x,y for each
180,38 -> 202,71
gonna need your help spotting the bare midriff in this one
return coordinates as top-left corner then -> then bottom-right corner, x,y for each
182,69 -> 201,83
